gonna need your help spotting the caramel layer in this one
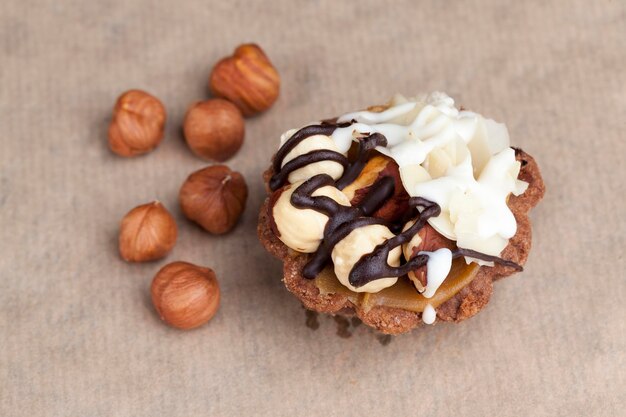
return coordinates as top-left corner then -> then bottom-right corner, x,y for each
314,258 -> 480,313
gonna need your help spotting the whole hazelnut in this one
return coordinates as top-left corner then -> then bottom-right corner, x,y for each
119,201 -> 177,262
179,165 -> 248,234
183,99 -> 245,161
108,90 -> 166,157
209,43 -> 280,116
151,261 -> 220,329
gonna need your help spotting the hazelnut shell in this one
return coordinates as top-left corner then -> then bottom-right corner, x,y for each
151,261 -> 220,329
179,165 -> 248,234
108,90 -> 166,157
183,99 -> 245,162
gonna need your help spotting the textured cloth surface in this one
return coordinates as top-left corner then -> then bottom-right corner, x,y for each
0,1 -> 624,416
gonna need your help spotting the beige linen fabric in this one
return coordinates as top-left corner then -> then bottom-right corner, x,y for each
0,0 -> 624,416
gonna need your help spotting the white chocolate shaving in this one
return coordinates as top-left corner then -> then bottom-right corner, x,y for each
331,93 -> 527,265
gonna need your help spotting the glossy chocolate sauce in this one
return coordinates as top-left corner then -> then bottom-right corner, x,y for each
335,132 -> 387,189
270,122 -> 522,288
271,122 -> 352,178
290,173 -> 395,279
270,122 -> 382,192
269,150 -> 348,191
453,248 -> 523,271
348,198 -> 440,287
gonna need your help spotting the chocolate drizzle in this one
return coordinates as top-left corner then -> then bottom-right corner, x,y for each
348,198 -> 440,287
269,150 -> 348,191
270,122 -> 523,288
270,121 -> 384,192
335,132 -> 387,189
348,197 -> 524,287
453,248 -> 523,271
271,121 -> 352,176
290,173 -> 395,279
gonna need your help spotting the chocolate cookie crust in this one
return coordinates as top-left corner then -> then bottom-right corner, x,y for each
258,148 -> 544,335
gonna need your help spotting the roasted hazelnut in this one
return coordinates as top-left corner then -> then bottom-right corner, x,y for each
179,165 -> 248,234
151,261 -> 220,329
183,99 -> 245,161
108,90 -> 166,157
342,155 -> 410,223
119,201 -> 177,262
209,43 -> 280,116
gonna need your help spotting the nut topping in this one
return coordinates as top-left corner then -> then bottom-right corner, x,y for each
179,165 -> 248,234
108,90 -> 166,157
209,44 -> 280,116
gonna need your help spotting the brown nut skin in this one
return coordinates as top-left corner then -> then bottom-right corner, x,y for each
119,201 -> 177,262
209,44 -> 280,116
108,90 -> 166,157
183,99 -> 245,162
151,261 -> 220,330
179,165 -> 248,234
343,155 -> 410,223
